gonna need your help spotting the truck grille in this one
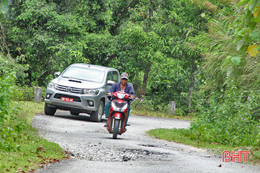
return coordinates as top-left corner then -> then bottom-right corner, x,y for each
56,84 -> 82,94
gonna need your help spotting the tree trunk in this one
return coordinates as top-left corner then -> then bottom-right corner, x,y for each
0,22 -> 10,55
188,61 -> 196,113
140,63 -> 151,95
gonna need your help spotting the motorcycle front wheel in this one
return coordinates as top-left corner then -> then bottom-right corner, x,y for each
113,119 -> 120,139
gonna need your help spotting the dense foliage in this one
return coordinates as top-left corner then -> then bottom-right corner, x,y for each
0,54 -> 26,151
189,0 -> 259,147
3,0 -> 210,112
191,86 -> 259,146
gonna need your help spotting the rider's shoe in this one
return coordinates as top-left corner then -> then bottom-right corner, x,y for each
104,122 -> 108,127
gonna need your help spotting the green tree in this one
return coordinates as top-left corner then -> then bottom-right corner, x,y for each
5,0 -> 139,86
5,0 -> 211,113
109,0 -> 209,112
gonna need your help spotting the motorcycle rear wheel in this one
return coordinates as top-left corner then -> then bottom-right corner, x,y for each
113,119 -> 120,139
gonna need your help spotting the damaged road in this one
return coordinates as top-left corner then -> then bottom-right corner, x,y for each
33,111 -> 260,173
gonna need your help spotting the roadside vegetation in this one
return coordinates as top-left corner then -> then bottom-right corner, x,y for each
131,99 -> 195,121
147,0 -> 260,164
0,100 -> 66,172
0,57 -> 65,172
0,0 -> 259,169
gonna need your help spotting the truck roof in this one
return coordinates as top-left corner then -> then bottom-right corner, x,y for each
70,63 -> 118,71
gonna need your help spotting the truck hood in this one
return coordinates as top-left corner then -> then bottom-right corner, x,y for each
51,77 -> 104,89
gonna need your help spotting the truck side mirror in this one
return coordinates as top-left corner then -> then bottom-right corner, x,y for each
54,72 -> 60,77
107,80 -> 115,86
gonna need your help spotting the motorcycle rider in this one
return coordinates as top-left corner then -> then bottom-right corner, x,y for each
104,72 -> 135,126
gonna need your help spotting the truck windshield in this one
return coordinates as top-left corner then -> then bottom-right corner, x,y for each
62,66 -> 105,83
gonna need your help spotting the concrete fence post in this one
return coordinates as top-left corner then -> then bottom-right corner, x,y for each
169,101 -> 176,115
34,87 -> 42,103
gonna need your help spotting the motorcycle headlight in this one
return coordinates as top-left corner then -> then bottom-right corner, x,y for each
48,82 -> 57,90
82,89 -> 99,95
122,104 -> 128,110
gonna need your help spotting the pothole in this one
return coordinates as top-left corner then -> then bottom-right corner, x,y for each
63,143 -> 170,162
121,148 -> 170,162
138,144 -> 159,148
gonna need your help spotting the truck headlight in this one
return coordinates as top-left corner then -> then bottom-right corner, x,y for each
82,89 -> 99,95
48,82 -> 57,90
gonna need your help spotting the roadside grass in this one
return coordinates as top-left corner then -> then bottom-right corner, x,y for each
147,128 -> 260,165
131,107 -> 194,121
16,101 -> 44,123
0,101 -> 66,172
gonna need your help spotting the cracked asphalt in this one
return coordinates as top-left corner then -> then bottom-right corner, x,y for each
32,111 -> 260,173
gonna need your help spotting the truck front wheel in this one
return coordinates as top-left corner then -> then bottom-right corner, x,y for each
44,103 -> 56,115
90,101 -> 104,122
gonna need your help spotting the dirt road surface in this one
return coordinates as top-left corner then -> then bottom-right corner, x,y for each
33,111 -> 260,173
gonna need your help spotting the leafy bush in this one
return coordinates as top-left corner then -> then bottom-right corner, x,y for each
0,55 -> 16,119
10,85 -> 47,102
11,86 -> 34,101
131,95 -> 188,117
0,55 -> 20,151
0,55 -> 31,151
191,86 -> 260,147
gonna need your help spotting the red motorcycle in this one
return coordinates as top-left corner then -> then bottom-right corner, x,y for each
106,91 -> 133,139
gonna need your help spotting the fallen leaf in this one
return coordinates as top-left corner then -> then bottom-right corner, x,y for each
247,45 -> 258,57
253,7 -> 260,18
37,155 -> 43,159
65,151 -> 71,155
36,146 -> 46,153
218,164 -> 222,167
51,159 -> 59,163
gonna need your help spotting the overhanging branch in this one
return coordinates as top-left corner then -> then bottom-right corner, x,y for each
120,0 -> 133,19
